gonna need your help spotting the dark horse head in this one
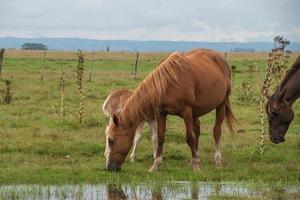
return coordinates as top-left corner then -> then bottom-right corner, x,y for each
266,89 -> 294,144
266,55 -> 300,144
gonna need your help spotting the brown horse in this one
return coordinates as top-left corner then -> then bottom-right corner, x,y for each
106,48 -> 236,172
266,55 -> 300,143
102,89 -> 157,161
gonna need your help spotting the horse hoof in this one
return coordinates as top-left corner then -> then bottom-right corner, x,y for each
214,161 -> 222,168
191,158 -> 200,172
214,155 -> 222,167
193,165 -> 200,172
149,165 -> 159,172
214,158 -> 222,167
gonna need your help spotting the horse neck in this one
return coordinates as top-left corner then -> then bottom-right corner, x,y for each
279,68 -> 300,104
119,52 -> 184,131
120,90 -> 154,133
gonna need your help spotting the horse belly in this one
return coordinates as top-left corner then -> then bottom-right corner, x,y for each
162,73 -> 227,117
192,93 -> 225,117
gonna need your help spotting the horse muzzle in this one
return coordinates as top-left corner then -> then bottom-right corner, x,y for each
107,160 -> 121,172
269,134 -> 285,144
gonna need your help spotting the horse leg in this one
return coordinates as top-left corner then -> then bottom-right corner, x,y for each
193,118 -> 200,153
129,122 -> 144,162
183,107 -> 200,172
149,120 -> 158,159
149,114 -> 167,172
213,102 -> 226,167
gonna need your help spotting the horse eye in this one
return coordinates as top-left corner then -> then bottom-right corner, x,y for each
272,112 -> 278,116
271,110 -> 279,116
108,138 -> 115,145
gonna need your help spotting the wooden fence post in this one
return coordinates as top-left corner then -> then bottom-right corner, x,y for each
40,51 -> 46,82
59,65 -> 65,118
134,51 -> 139,79
231,65 -> 236,90
89,53 -> 94,82
0,48 -> 5,77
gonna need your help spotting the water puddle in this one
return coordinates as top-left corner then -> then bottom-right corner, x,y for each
0,182 -> 299,199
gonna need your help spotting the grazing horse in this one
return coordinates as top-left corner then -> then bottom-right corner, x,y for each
102,89 -> 158,161
266,55 -> 300,143
106,48 -> 236,172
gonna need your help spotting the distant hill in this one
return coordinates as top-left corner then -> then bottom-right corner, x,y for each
1,37 -> 300,52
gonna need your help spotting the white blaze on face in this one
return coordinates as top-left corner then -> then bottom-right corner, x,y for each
105,125 -> 111,167
116,106 -> 123,114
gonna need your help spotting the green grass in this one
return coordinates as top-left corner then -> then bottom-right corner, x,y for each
0,51 -> 299,187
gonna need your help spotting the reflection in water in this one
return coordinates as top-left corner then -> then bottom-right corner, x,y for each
0,182 -> 298,200
191,182 -> 199,200
107,184 -> 127,200
214,183 -> 221,196
152,185 -> 162,200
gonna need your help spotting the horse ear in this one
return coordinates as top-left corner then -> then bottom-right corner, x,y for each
112,114 -> 119,127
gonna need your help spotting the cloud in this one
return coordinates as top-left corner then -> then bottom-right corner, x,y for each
0,0 -> 299,41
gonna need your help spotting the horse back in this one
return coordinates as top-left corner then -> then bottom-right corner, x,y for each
185,49 -> 231,79
162,49 -> 231,116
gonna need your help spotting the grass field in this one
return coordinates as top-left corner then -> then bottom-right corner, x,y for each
0,50 -> 299,188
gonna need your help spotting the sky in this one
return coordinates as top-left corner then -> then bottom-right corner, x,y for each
0,0 -> 299,42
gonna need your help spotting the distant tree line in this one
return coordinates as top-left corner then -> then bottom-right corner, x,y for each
273,36 -> 290,51
21,43 -> 48,50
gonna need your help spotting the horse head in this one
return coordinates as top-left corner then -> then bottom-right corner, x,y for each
106,114 -> 135,171
266,89 -> 294,143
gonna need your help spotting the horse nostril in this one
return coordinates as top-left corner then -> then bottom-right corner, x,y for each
270,135 -> 280,144
274,139 -> 280,144
270,135 -> 285,144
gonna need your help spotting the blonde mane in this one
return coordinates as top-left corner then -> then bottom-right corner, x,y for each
120,52 -> 190,127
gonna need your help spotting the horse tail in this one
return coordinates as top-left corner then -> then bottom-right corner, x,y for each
102,95 -> 111,117
225,96 -> 237,134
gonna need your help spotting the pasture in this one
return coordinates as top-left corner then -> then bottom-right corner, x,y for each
0,49 -> 299,190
